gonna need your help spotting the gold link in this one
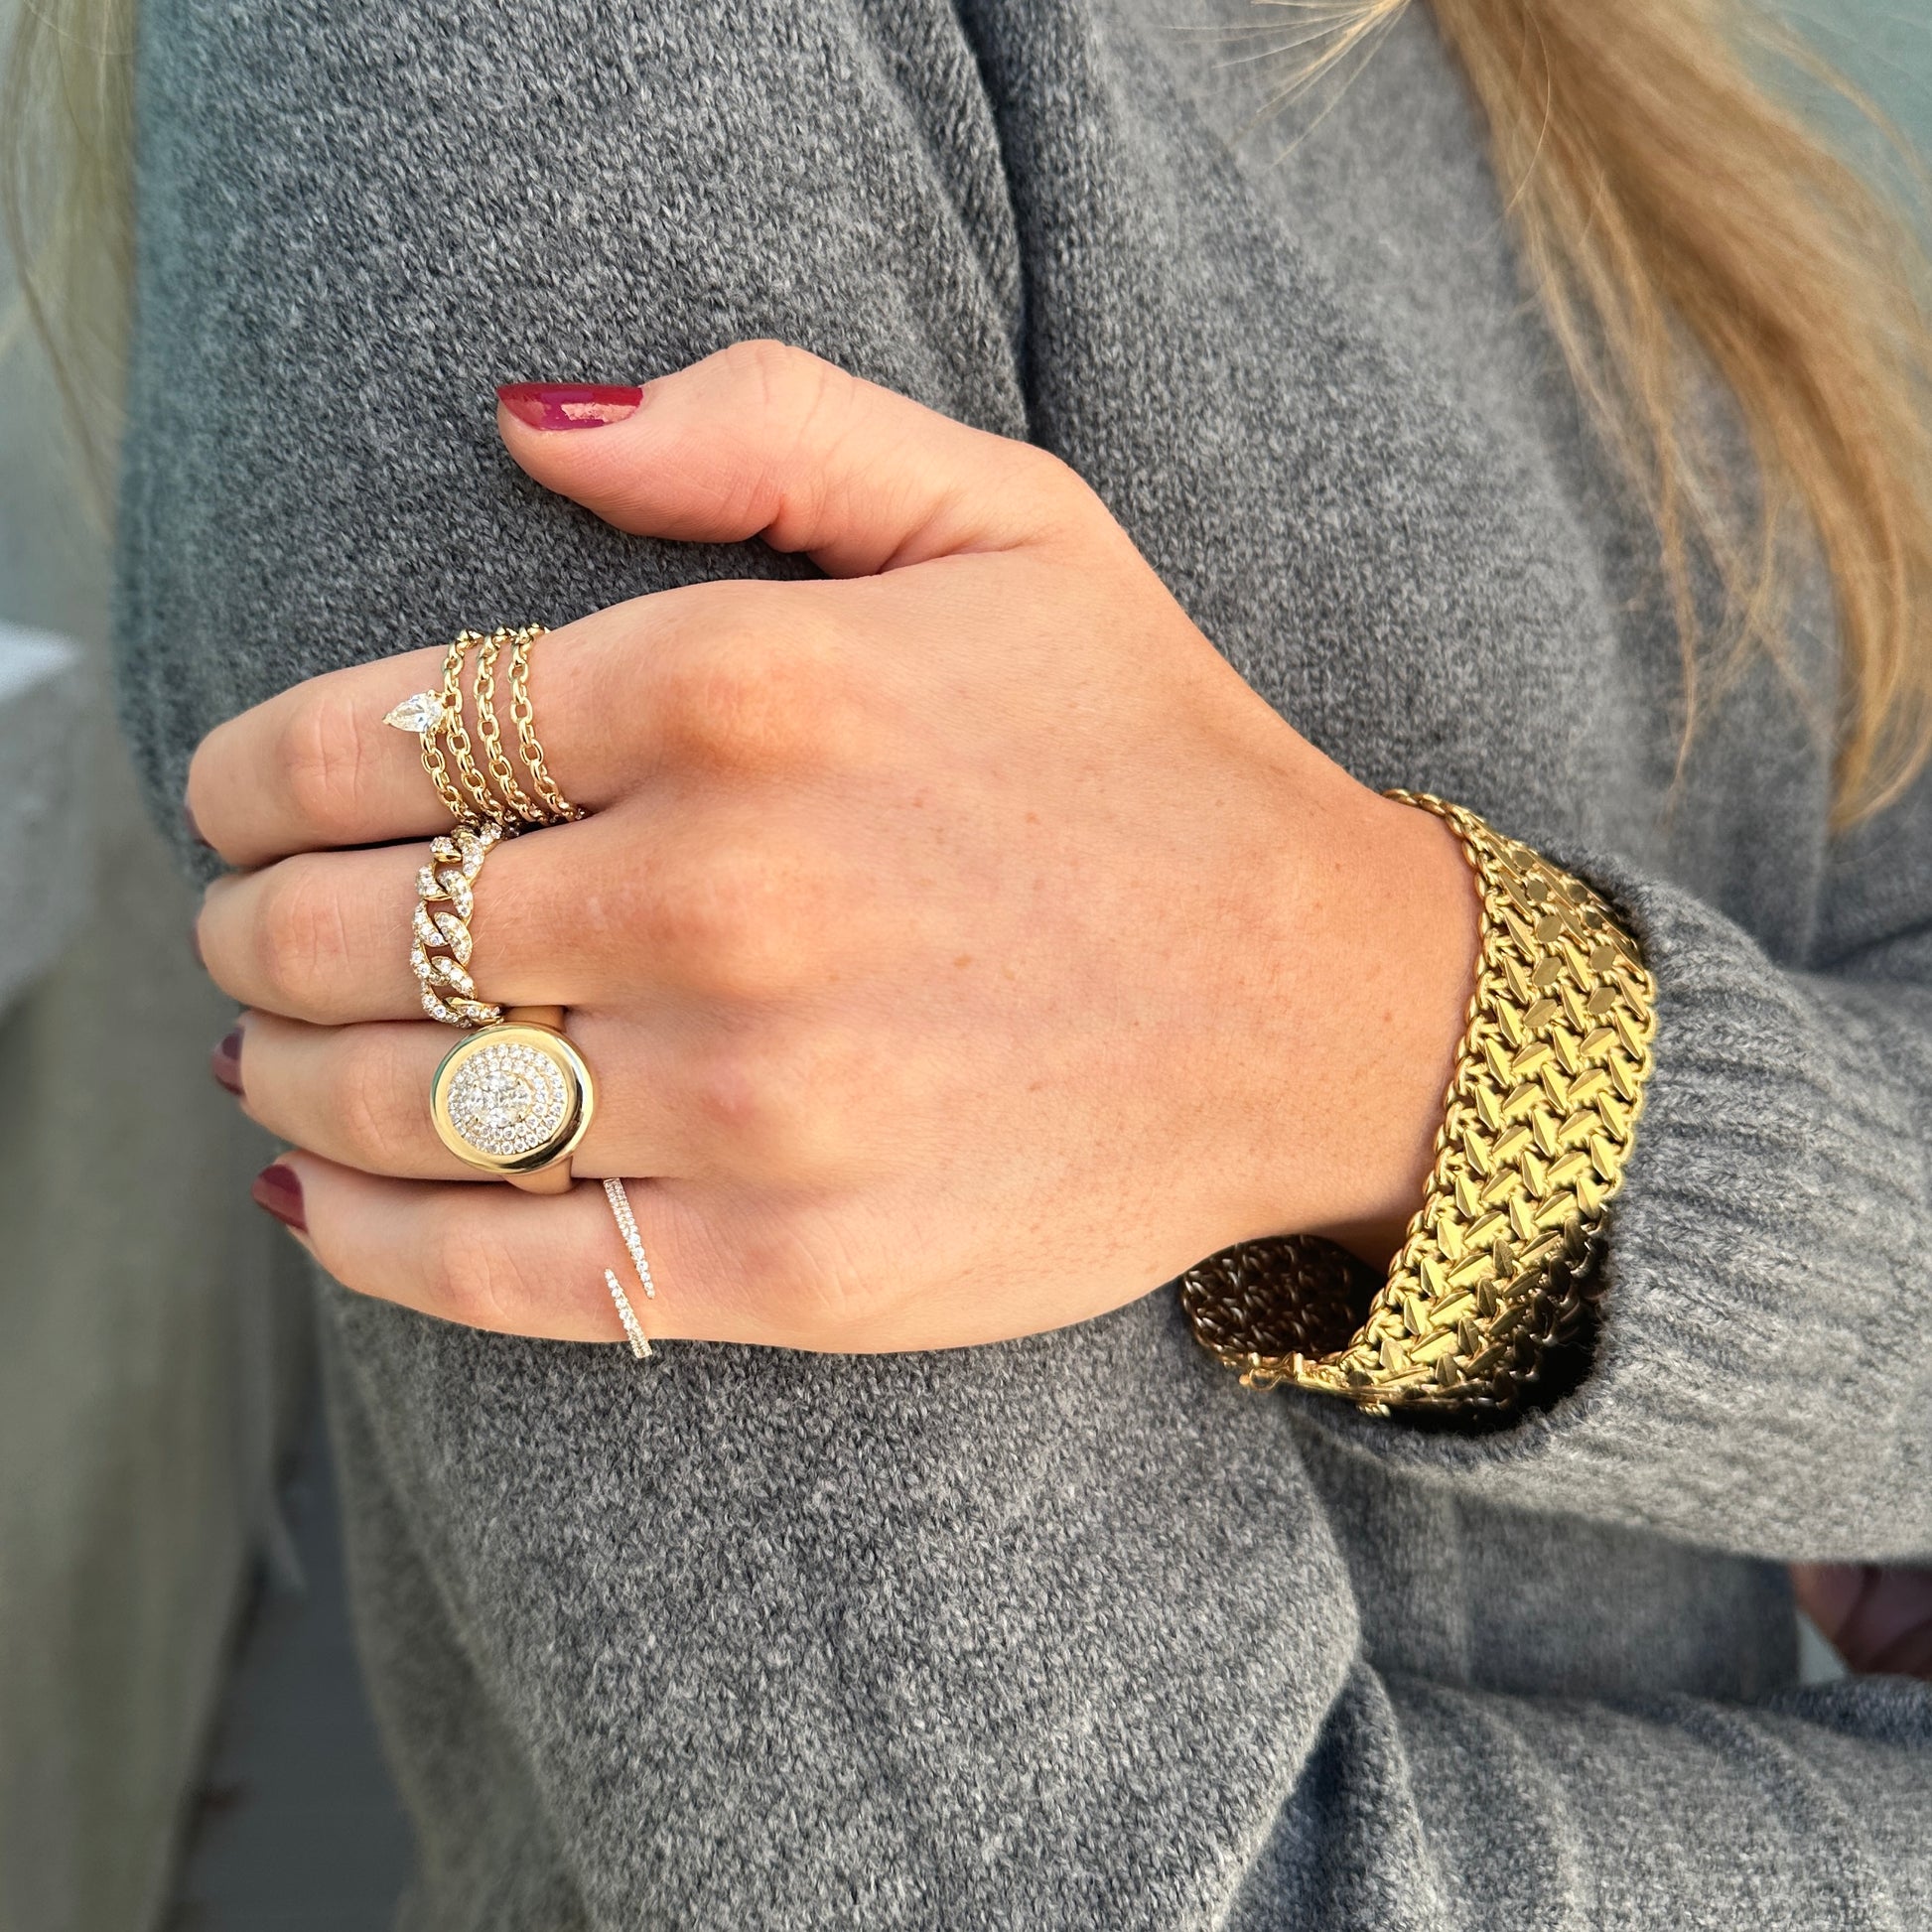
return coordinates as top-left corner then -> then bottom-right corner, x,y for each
395,624 -> 595,841
508,625 -> 585,824
473,628 -> 548,826
1179,792 -> 1657,1416
439,630 -> 499,824
411,631 -> 486,828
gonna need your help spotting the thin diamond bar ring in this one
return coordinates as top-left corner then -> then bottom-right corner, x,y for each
604,1178 -> 658,1363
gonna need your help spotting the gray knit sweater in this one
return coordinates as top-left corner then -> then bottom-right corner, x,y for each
116,0 -> 1932,1924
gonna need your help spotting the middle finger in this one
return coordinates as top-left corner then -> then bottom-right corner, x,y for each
196,811 -> 633,1024
198,787 -> 864,1028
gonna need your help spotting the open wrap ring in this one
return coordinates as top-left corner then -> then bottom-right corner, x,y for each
430,1004 -> 594,1193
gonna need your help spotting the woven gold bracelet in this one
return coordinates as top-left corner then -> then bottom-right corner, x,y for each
1180,792 -> 1658,1417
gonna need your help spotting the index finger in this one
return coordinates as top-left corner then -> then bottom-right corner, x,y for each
187,588 -> 702,868
188,567 -> 890,868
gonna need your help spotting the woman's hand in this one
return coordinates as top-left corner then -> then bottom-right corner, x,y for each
1793,1564 -> 1932,1681
189,342 -> 1476,1351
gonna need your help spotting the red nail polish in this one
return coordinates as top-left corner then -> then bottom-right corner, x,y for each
210,1027 -> 243,1096
496,382 -> 643,431
252,1163 -> 306,1233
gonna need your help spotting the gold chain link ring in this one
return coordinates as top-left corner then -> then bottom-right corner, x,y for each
508,625 -> 585,823
473,628 -> 549,826
385,633 -> 480,828
386,625 -> 583,830
412,822 -> 505,1029
438,629 -> 500,824
1181,792 -> 1658,1417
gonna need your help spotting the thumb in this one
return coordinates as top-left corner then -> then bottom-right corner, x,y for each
495,341 -> 1083,577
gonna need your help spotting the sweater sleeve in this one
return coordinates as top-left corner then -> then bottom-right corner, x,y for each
1252,1664 -> 1932,1931
320,1277 -> 1932,1932
116,0 -> 1029,846
1297,769 -> 1932,1564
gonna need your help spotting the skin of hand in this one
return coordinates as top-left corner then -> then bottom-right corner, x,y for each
1792,1563 -> 1932,1681
188,340 -> 1479,1352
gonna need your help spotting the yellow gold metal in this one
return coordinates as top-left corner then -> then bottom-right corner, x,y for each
473,629 -> 548,826
430,1020 -> 596,1180
413,822 -> 505,1029
437,629 -> 499,824
1180,792 -> 1658,1417
508,624 -> 584,823
499,1006 -> 578,1192
385,631 -> 488,828
391,624 -> 583,832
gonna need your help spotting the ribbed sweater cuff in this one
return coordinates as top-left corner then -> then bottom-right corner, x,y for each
1291,853 -> 1932,1561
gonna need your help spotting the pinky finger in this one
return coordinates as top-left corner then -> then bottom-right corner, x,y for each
252,1152 -> 736,1347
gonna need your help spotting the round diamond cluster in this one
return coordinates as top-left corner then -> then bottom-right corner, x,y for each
446,1040 -> 571,1159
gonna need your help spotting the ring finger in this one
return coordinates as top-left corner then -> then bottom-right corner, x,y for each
230,1009 -> 710,1182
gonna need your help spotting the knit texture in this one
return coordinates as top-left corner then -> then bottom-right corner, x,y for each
117,0 -> 1932,1923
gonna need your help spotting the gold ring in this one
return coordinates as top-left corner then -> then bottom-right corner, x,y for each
413,823 -> 504,1029
505,625 -> 585,824
385,624 -> 582,831
430,1009 -> 595,1188
385,629 -> 491,829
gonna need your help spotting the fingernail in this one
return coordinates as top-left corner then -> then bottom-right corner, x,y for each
184,797 -> 210,848
210,1026 -> 243,1096
496,382 -> 643,431
251,1163 -> 306,1233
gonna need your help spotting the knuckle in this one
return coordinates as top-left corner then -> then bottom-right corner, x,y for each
724,337 -> 835,418
251,861 -> 349,1012
278,683 -> 376,838
653,609 -> 852,775
648,836 -> 817,1001
685,1028 -> 828,1175
712,342 -> 854,540
733,1213 -> 892,1347
419,1213 -> 468,1319
327,1034 -> 421,1172
1020,445 -> 1100,528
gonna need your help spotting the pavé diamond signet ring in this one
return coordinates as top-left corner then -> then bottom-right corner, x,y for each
430,1004 -> 594,1191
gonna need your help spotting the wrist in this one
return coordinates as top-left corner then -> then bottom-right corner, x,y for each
1187,791 -> 1657,1415
1241,770 -> 1480,1265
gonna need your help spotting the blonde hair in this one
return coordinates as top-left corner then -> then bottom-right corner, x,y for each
2,0 -> 134,500
10,0 -> 1932,822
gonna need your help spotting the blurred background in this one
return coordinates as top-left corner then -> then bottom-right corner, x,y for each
0,6 -> 1924,1929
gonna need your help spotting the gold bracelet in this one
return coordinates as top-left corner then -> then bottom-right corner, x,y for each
1180,792 -> 1658,1417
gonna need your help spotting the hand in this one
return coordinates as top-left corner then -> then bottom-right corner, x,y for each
189,342 -> 1476,1351
1793,1564 -> 1932,1680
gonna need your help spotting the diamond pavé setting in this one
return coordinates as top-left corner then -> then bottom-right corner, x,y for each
445,1038 -> 571,1161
